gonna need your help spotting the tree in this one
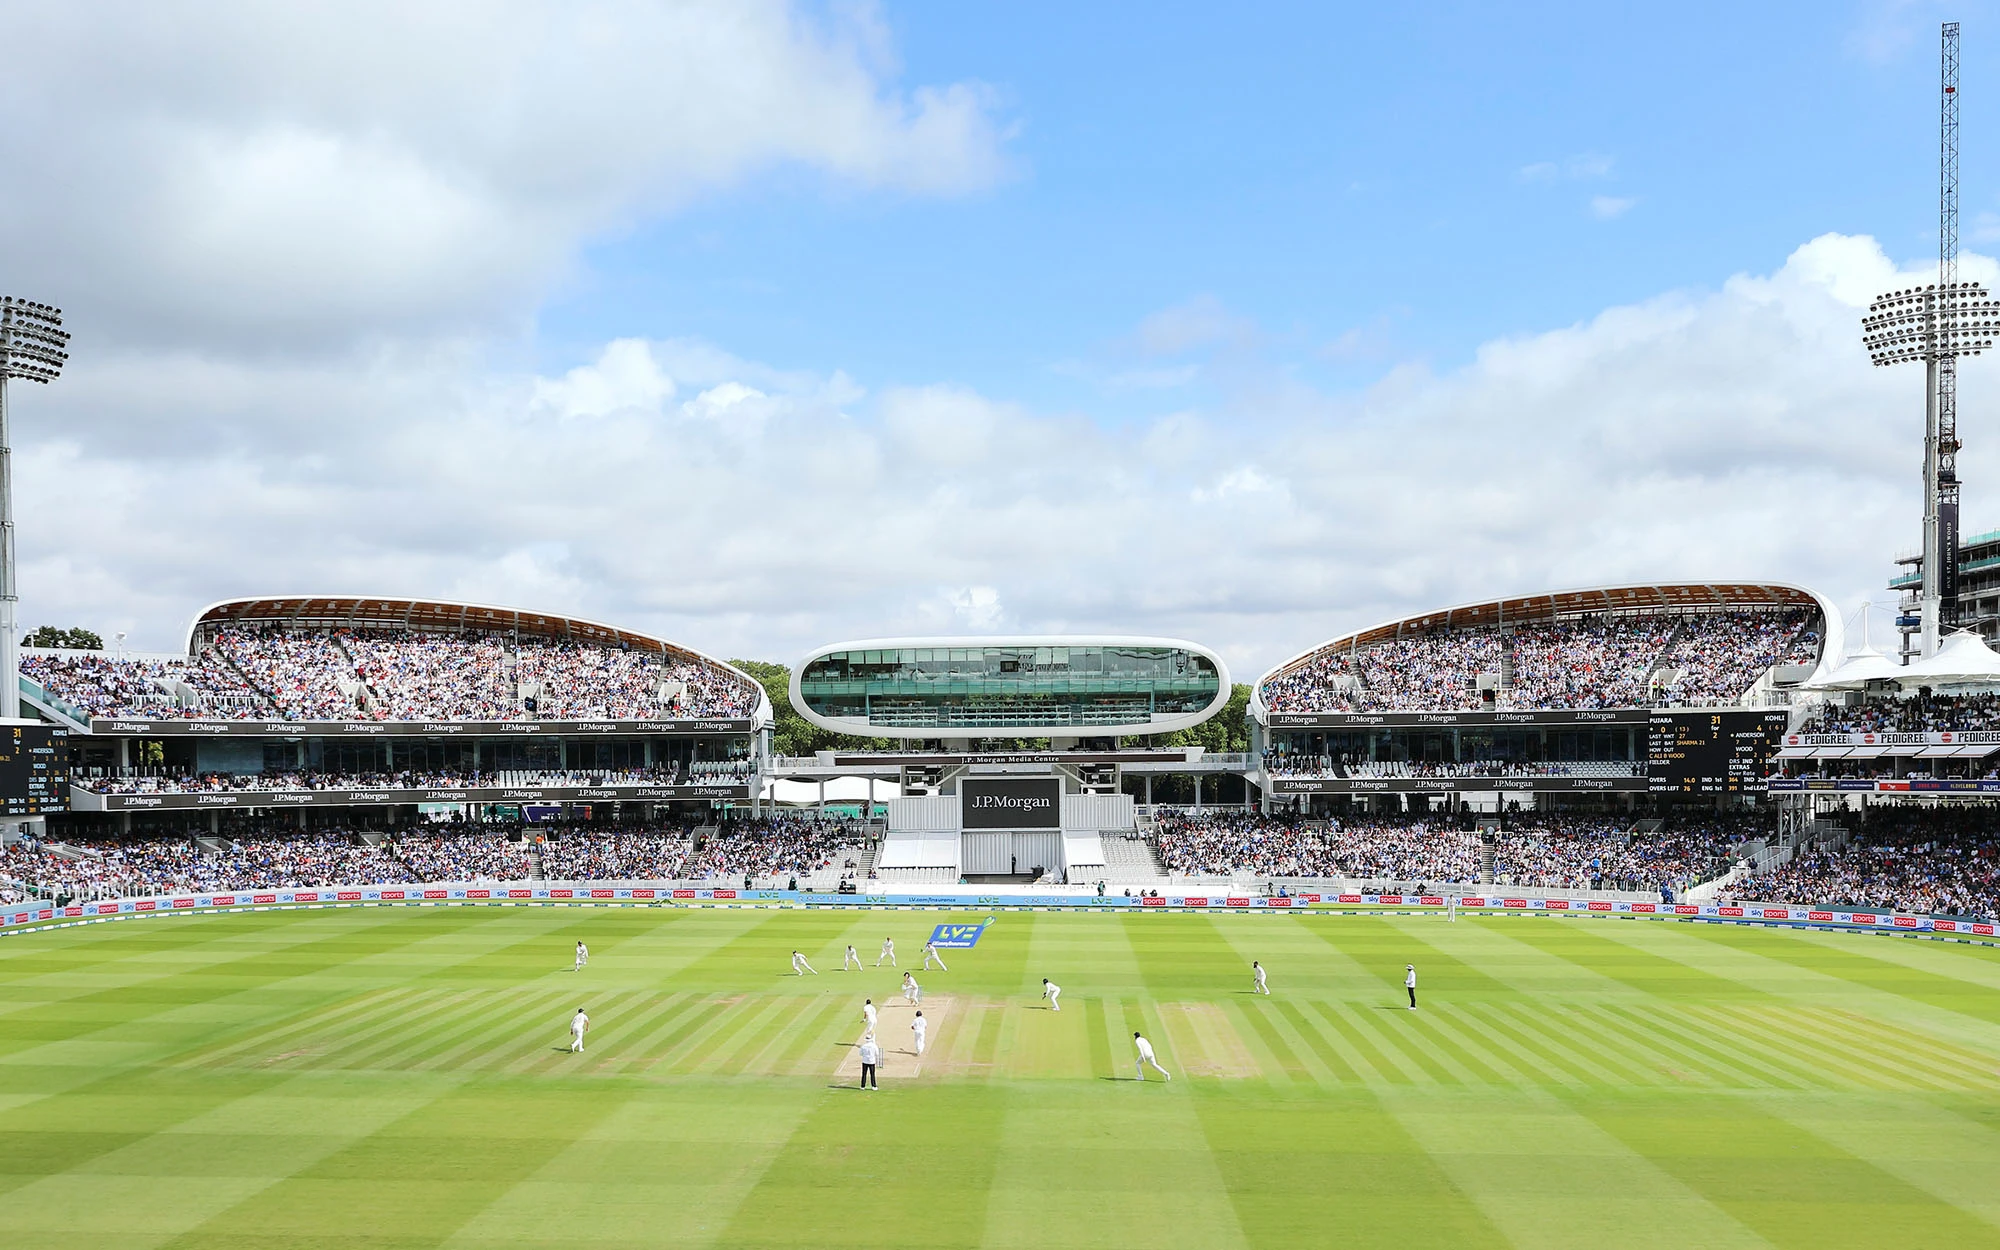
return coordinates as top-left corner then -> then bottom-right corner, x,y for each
1148,683 -> 1252,754
24,626 -> 103,650
730,660 -> 895,757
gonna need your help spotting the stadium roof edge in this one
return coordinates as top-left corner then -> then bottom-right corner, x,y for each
1248,580 -> 1842,720
183,594 -> 773,728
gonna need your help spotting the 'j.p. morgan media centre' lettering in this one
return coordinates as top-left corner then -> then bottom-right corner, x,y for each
960,778 -> 1062,829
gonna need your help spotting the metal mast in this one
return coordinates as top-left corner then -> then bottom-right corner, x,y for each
1863,21 -> 1995,661
1938,21 -> 1964,637
0,299 -> 71,719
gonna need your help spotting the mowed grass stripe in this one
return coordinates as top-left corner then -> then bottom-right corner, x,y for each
1193,1085 -> 1510,1248
1685,925 -> 2000,1029
1226,1000 -> 1308,1084
690,994 -> 808,1076
1387,1089 -> 1773,1249
8,905 -> 2000,1247
192,985 -> 460,1071
1245,1001 -> 1338,1084
1681,1002 -> 1956,1093
1754,1092 -> 2000,1232
1590,1002 -> 1826,1091
1380,1010 -> 1499,1086
1405,1007 -> 1539,1089
1453,1003 -> 1610,1088
1779,1003 -> 2000,1090
1575,1004 -> 1791,1090
1280,1000 -> 1392,1088
1577,1092 -> 2000,1247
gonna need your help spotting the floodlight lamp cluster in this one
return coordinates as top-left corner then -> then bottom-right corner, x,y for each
0,297 -> 70,385
1862,280 -> 1998,366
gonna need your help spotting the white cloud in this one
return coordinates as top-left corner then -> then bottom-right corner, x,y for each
16,233 -> 1960,685
1590,194 -> 1639,219
0,1 -> 1008,351
1519,153 -> 1615,182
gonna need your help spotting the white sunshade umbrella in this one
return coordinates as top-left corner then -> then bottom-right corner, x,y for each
1894,630 -> 2000,687
761,776 -> 898,806
1803,644 -> 1904,690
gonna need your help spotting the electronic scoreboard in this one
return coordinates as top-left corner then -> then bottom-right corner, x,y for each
1646,709 -> 1787,795
0,723 -> 69,815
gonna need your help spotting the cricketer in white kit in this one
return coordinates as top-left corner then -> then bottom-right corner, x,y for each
923,941 -> 948,970
878,938 -> 896,967
1133,1031 -> 1170,1080
911,1010 -> 927,1055
569,1007 -> 590,1053
1042,978 -> 1061,1011
792,950 -> 819,976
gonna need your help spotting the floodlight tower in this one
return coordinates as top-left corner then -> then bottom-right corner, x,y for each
1862,21 -> 1995,660
0,298 -> 72,718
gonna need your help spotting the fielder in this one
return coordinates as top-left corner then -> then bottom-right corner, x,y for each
911,1010 -> 927,1056
1405,964 -> 1417,1010
1042,978 -> 1061,1011
863,998 -> 878,1031
792,950 -> 819,976
923,940 -> 949,971
843,944 -> 862,971
1133,1031 -> 1171,1081
902,971 -> 922,1005
569,1007 -> 590,1053
877,937 -> 896,967
573,941 -> 588,971
1252,960 -> 1269,995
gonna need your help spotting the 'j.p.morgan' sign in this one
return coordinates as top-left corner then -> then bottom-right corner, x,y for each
960,777 -> 1061,830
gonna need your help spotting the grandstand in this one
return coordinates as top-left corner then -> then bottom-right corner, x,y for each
15,595 -> 770,834
1250,582 -> 1832,810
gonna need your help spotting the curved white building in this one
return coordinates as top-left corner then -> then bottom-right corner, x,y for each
792,636 -> 1230,741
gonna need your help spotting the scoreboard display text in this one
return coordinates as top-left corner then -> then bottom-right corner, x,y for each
1646,710 -> 1787,795
0,724 -> 69,815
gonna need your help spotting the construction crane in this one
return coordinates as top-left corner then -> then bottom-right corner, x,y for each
1862,20 -> 1995,660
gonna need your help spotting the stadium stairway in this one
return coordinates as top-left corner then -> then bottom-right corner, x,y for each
1099,831 -> 1168,890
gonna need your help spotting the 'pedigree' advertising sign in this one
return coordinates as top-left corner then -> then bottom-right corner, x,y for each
960,778 -> 1061,830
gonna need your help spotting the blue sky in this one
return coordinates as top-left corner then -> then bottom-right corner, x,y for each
545,1 -> 1984,412
2,0 -> 1993,671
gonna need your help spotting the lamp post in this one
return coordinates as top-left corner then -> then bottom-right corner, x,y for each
0,298 -> 72,719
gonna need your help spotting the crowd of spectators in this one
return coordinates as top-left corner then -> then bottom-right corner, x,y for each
20,627 -> 760,723
681,815 -> 865,882
20,653 -> 183,719
0,812 -> 870,899
390,831 -> 535,881
1509,617 -> 1675,709
76,766 -> 692,795
1744,807 -> 2000,919
1154,809 -> 1483,880
1800,692 -> 2000,734
538,827 -> 692,880
1153,808 -> 1750,892
1260,609 -> 1821,713
1262,753 -> 1641,779
0,831 -> 418,898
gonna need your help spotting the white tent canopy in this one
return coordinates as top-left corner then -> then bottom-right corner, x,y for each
1804,644 -> 1904,690
761,776 -> 898,806
1894,630 -> 2000,687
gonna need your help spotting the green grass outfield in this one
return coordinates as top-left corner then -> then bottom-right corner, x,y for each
4,906 -> 2000,1249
